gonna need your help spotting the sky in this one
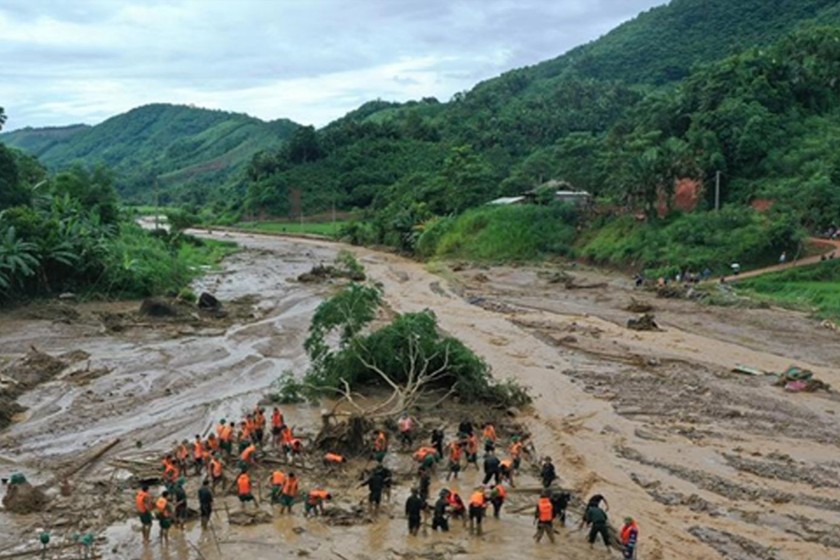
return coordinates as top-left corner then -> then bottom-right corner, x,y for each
0,0 -> 666,131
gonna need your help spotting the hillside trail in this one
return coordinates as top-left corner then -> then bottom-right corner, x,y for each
719,236 -> 840,283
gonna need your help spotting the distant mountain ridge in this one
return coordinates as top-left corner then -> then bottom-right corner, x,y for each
0,103 -> 300,203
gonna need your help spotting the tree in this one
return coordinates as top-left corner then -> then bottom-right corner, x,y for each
0,145 -> 29,210
0,107 -> 6,131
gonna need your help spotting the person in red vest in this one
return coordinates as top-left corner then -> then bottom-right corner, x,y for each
534,490 -> 555,543
620,517 -> 639,559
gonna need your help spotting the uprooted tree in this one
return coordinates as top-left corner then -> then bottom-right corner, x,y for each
274,282 -> 530,453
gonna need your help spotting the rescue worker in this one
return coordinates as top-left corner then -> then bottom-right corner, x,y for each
584,501 -> 611,550
482,422 -> 497,453
620,517 -> 639,559
551,490 -> 571,527
173,478 -> 188,529
446,441 -> 462,481
135,484 -> 153,542
155,490 -> 174,544
236,470 -> 258,509
161,454 -> 179,487
468,487 -> 487,535
323,452 -> 346,469
209,454 -> 225,492
175,440 -> 189,474
509,437 -> 524,471
430,428 -> 445,459
499,457 -> 515,487
373,462 -> 393,502
268,469 -> 286,504
482,451 -> 501,485
413,446 -> 440,472
193,435 -> 205,476
305,488 -> 332,517
534,490 -> 555,544
405,487 -> 425,536
360,467 -> 386,516
540,456 -> 557,488
418,466 -> 431,503
489,483 -> 506,519
465,433 -> 479,470
239,441 -> 257,469
220,421 -> 234,456
372,430 -> 388,462
447,490 -> 466,525
253,407 -> 266,444
458,418 -> 474,437
432,489 -> 450,532
271,407 -> 284,447
280,472 -> 299,514
198,479 -> 213,530
397,412 -> 415,448
206,433 -> 220,454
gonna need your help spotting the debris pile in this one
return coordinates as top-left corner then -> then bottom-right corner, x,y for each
627,314 -> 660,331
774,366 -> 830,393
2,474 -> 48,514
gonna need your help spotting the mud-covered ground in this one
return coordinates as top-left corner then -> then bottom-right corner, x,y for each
1,232 -> 839,560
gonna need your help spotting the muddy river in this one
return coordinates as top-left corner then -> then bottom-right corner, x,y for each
1,231 -> 839,560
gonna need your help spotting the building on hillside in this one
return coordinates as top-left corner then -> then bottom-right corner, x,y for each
487,196 -> 527,206
553,190 -> 592,206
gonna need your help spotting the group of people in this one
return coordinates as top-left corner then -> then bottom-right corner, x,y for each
136,408 -> 640,557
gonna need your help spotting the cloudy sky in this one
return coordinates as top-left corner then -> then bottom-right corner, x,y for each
0,0 -> 665,131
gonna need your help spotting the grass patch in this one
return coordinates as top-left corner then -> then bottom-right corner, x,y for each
236,220 -> 346,237
418,204 -> 578,262
736,259 -> 840,319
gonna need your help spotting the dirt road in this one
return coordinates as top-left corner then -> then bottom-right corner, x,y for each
1,231 -> 839,559
721,237 -> 840,282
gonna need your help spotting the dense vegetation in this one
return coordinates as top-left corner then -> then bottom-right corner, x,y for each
0,110 -> 231,302
737,259 -> 840,320
1,104 -> 300,211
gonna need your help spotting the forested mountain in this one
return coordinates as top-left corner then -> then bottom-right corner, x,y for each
1,104 -> 300,204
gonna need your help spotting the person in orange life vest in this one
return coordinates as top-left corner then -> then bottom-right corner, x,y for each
489,483 -> 506,518
193,435 -> 205,475
499,457 -> 516,487
209,454 -> 225,491
268,469 -> 286,504
305,488 -> 332,517
175,440 -> 189,473
271,407 -> 284,447
447,490 -> 466,526
465,433 -> 479,469
219,421 -> 234,456
482,422 -> 497,453
155,490 -> 174,544
135,484 -> 154,542
534,490 -> 555,544
161,454 -> 179,485
253,407 -> 266,445
372,430 -> 388,462
446,441 -> 463,481
323,452 -> 346,470
468,487 -> 488,535
280,472 -> 299,514
240,442 -> 257,469
280,425 -> 294,458
288,438 -> 304,465
206,433 -> 220,453
509,436 -> 525,471
620,517 -> 639,559
236,469 -> 258,509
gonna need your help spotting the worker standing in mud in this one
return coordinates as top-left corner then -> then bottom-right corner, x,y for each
173,478 -> 188,529
209,453 -> 225,491
155,490 -> 174,544
304,488 -> 331,517
360,467 -> 385,515
268,469 -> 286,504
372,429 -> 388,462
198,479 -> 213,530
418,466 -> 431,502
489,483 -> 506,518
465,432 -> 479,470
482,422 -> 497,452
620,516 -> 639,559
373,462 -> 393,502
468,487 -> 488,536
271,407 -> 284,448
446,440 -> 462,481
430,427 -> 445,459
192,435 -> 205,476
405,487 -> 425,536
398,412 -> 415,448
483,451 -> 501,485
432,489 -> 450,532
551,490 -> 571,527
583,500 -> 611,551
540,456 -> 557,488
236,469 -> 259,509
135,484 -> 153,542
534,490 -> 555,544
280,472 -> 299,514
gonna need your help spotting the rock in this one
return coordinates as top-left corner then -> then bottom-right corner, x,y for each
2,481 -> 48,514
505,407 -> 521,417
627,313 -> 660,331
228,509 -> 272,525
139,298 -> 178,317
197,292 -> 221,311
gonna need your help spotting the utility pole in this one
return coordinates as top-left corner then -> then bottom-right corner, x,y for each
714,171 -> 721,211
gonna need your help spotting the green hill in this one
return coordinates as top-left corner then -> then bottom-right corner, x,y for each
1,104 -> 300,204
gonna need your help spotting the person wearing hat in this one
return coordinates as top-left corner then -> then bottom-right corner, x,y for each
432,489 -> 450,532
620,516 -> 639,559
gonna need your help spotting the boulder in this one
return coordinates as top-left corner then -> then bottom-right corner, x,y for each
197,292 -> 221,311
139,298 -> 178,317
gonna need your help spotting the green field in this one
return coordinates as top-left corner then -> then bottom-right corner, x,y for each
235,220 -> 346,237
737,259 -> 840,319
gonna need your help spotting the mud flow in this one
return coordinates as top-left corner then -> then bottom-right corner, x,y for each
0,232 -> 838,559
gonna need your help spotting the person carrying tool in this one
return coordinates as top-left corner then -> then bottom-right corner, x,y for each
534,490 -> 555,544
135,484 -> 153,542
